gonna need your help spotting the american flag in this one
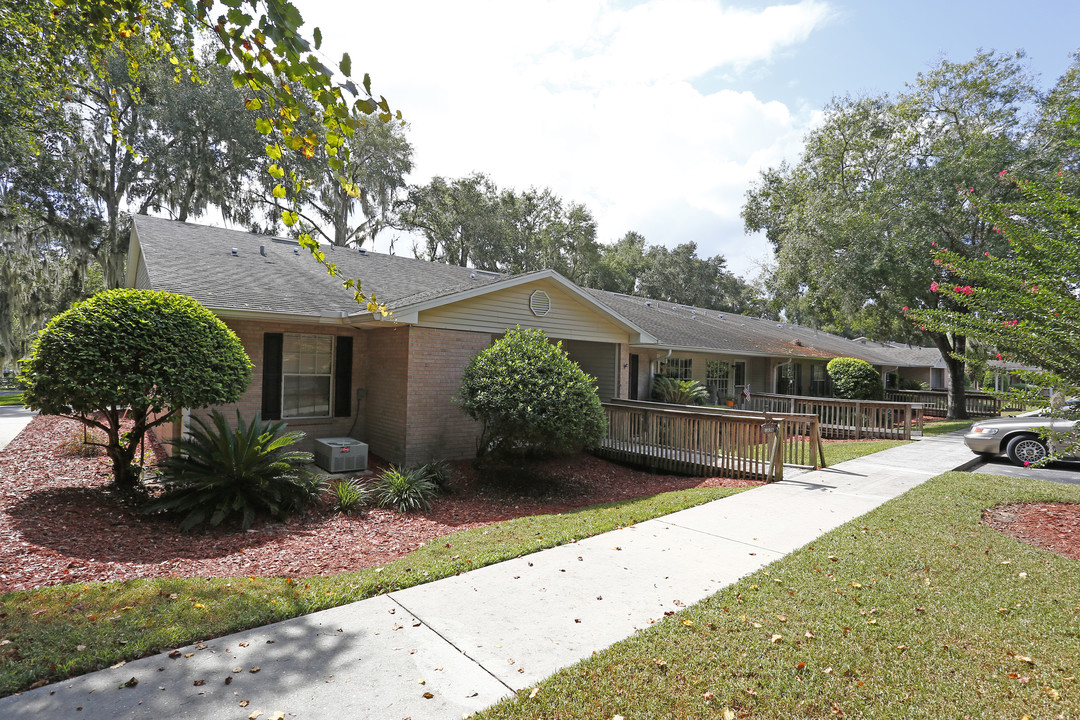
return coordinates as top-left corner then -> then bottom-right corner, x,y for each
742,384 -> 751,404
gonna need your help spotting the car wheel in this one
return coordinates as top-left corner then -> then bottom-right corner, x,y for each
1005,435 -> 1048,467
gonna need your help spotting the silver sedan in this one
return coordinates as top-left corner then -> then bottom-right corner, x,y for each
964,409 -> 1078,466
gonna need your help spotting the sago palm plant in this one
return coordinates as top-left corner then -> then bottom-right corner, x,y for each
651,376 -> 710,405
144,410 -> 323,530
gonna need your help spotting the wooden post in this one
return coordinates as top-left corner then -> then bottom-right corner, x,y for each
854,400 -> 862,441
771,418 -> 785,482
903,403 -> 912,440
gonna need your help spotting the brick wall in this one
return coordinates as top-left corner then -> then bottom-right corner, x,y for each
403,326 -> 490,465
188,318 -> 369,455
363,326 -> 410,463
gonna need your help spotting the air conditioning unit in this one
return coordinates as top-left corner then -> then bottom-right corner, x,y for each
313,437 -> 368,473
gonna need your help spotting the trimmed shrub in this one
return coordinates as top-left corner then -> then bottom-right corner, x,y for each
652,377 -> 709,405
19,289 -> 251,490
826,357 -> 883,400
373,466 -> 438,513
143,411 -> 322,530
459,327 -> 607,462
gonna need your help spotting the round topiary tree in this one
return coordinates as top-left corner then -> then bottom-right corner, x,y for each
826,357 -> 883,400
459,326 -> 607,462
19,289 -> 252,490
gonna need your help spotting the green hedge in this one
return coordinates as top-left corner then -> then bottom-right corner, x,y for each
459,327 -> 606,461
20,289 -> 251,488
826,356 -> 883,400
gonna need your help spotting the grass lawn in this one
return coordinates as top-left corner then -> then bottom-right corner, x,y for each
0,394 -> 23,407
0,485 -> 747,696
0,436 -> 941,696
477,471 -> 1080,720
922,418 -> 976,436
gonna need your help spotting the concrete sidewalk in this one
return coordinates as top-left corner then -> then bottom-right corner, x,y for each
0,404 -> 37,452
0,433 -> 979,720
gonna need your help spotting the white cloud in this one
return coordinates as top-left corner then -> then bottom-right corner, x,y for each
301,0 -> 832,275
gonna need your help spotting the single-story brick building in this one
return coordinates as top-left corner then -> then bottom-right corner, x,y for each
126,217 -> 948,464
126,216 -> 657,464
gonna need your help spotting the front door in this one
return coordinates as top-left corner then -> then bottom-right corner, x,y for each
629,354 -> 639,400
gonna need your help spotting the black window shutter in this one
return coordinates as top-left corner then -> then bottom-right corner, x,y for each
262,333 -> 283,420
334,335 -> 353,418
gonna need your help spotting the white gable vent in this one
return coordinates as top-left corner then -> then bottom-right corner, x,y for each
529,289 -> 551,317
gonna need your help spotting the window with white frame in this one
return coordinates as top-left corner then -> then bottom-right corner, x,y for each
810,363 -> 828,396
705,359 -> 730,399
282,333 -> 334,418
657,356 -> 692,380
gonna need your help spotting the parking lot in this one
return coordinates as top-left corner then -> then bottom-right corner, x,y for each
970,455 -> 1080,485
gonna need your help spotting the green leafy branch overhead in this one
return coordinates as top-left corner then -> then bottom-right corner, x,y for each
11,0 -> 396,314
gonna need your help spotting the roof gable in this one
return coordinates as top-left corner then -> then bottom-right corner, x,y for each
131,215 -> 505,316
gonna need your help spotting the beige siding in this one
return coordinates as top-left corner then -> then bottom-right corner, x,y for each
562,340 -> 617,401
417,280 -> 629,344
135,257 -> 151,290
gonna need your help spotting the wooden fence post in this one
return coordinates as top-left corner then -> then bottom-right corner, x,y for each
854,400 -> 862,440
813,418 -> 827,468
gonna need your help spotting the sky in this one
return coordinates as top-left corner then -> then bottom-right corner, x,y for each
296,0 -> 1080,279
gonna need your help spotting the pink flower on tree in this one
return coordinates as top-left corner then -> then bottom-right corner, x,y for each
984,252 -> 991,257
1032,286 -> 1039,293
998,169 -> 1008,177
902,306 -> 909,312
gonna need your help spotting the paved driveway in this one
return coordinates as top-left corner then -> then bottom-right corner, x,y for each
0,404 -> 37,451
970,455 -> 1080,485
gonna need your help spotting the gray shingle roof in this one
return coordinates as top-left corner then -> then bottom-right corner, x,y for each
132,217 -> 945,370
585,289 -> 944,367
132,216 -> 506,316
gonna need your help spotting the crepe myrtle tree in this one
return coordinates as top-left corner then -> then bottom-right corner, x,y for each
458,327 -> 607,462
19,289 -> 252,490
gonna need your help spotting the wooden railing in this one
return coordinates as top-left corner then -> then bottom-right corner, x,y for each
746,393 -> 923,440
884,389 -> 1000,418
595,399 -> 826,481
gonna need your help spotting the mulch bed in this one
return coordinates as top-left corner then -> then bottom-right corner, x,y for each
983,502 -> 1080,561
0,415 -> 759,594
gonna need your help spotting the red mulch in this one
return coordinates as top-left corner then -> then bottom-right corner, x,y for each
983,502 -> 1080,561
0,415 -> 760,593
